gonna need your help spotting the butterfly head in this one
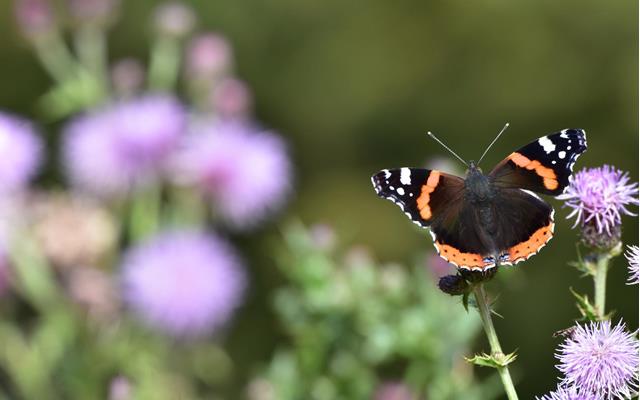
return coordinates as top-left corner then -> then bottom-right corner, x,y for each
466,161 -> 483,175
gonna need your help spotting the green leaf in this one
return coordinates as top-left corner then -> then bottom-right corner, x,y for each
462,292 -> 470,312
464,351 -> 517,368
569,287 -> 598,321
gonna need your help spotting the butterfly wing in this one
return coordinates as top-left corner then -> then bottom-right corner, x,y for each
371,168 -> 465,228
489,129 -> 587,196
372,168 -> 496,270
489,188 -> 555,265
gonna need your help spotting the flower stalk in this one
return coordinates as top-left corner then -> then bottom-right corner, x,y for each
593,255 -> 609,319
472,284 -> 519,400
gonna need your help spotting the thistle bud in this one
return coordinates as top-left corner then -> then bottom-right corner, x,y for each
154,1 -> 195,38
438,274 -> 470,296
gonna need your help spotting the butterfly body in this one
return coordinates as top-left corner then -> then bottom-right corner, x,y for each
372,129 -> 587,271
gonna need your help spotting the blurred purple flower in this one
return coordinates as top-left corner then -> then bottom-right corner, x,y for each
0,112 -> 42,195
154,1 -> 195,37
625,245 -> 639,285
15,0 -> 55,37
121,231 -> 245,337
211,78 -> 252,118
556,320 -> 639,399
111,58 -> 145,96
374,381 -> 414,400
171,119 -> 291,229
63,95 -> 186,197
186,33 -> 232,78
558,165 -> 638,235
427,252 -> 454,279
108,375 -> 132,400
535,386 -> 598,400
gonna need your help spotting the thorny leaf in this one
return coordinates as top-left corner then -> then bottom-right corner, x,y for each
569,287 -> 598,321
465,351 -> 517,368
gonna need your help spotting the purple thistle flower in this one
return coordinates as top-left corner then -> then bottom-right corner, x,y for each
374,381 -> 414,400
63,95 -> 186,197
121,231 -> 246,337
0,112 -> 42,195
558,165 -> 639,235
556,320 -> 639,399
171,119 -> 291,229
153,1 -> 195,38
14,0 -> 55,37
536,385 -> 598,400
211,78 -> 253,118
625,245 -> 639,285
186,33 -> 232,78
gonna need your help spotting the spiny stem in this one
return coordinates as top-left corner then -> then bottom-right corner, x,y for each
473,284 -> 519,400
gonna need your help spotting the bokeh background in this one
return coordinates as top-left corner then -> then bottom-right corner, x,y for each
0,0 -> 637,399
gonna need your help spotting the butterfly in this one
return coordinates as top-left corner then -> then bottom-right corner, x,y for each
371,127 -> 587,271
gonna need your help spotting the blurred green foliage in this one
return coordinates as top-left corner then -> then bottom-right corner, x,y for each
254,223 -> 499,399
0,1 -> 637,398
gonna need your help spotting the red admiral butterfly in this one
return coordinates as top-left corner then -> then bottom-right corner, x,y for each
371,126 -> 587,271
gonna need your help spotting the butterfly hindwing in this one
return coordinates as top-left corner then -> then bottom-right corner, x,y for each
489,129 -> 587,196
371,168 -> 464,228
489,188 -> 555,265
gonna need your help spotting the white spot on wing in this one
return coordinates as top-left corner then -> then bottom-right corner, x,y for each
384,169 -> 391,179
560,131 -> 569,138
400,168 -> 411,185
538,136 -> 556,154
558,151 -> 566,159
397,187 -> 405,195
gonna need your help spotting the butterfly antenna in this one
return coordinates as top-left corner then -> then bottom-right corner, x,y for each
426,131 -> 469,167
477,122 -> 510,166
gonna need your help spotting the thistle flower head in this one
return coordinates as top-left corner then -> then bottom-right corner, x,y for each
558,165 -> 638,236
625,245 -> 639,285
170,119 -> 291,229
374,381 -> 414,400
63,95 -> 186,197
121,231 -> 246,337
437,274 -> 469,296
15,0 -> 55,37
110,58 -> 145,96
0,112 -> 42,195
186,33 -> 232,78
535,385 -> 598,400
211,78 -> 253,118
32,192 -> 116,268
556,320 -> 639,399
153,1 -> 195,37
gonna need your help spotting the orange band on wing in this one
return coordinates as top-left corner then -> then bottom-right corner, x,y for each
508,220 -> 554,264
435,242 -> 492,270
508,152 -> 559,190
416,171 -> 440,220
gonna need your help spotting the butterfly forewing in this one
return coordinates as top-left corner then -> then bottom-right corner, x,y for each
489,129 -> 587,196
371,168 -> 464,228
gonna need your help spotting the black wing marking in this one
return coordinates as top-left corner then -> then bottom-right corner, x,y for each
489,129 -> 587,196
371,168 -> 464,228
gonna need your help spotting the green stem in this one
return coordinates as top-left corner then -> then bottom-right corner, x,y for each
473,284 -> 519,400
128,184 -> 162,242
594,255 -> 609,319
33,34 -> 78,84
148,35 -> 181,91
75,24 -> 108,96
